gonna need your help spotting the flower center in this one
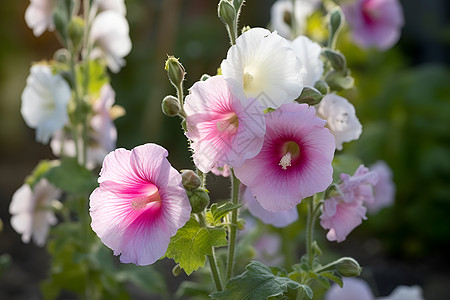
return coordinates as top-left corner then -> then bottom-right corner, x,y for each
243,72 -> 254,89
216,113 -> 239,132
279,141 -> 300,170
131,184 -> 161,211
362,0 -> 380,25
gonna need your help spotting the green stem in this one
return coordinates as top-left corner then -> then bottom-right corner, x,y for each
290,0 -> 297,38
305,197 -> 314,269
208,250 -> 224,292
226,169 -> 240,280
226,23 -> 237,45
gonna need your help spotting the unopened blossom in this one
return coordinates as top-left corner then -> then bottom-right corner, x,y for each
234,103 -> 335,212
51,84 -> 118,168
343,0 -> 404,51
184,75 -> 266,173
25,0 -> 56,37
221,28 -> 304,109
316,94 -> 362,151
89,143 -> 191,265
270,0 -> 320,39
290,35 -> 324,87
325,278 -> 374,300
377,285 -> 424,300
21,64 -> 71,144
94,0 -> 126,15
9,179 -> 60,246
90,11 -> 132,73
243,186 -> 298,228
320,165 -> 378,242
366,161 -> 396,213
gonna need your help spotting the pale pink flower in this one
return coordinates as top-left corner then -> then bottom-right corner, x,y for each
377,285 -> 424,300
234,103 -> 335,212
316,94 -> 362,151
184,75 -> 266,173
50,84 -> 117,169
325,277 -> 374,300
290,35 -> 324,87
343,0 -> 404,51
9,178 -> 59,246
367,161 -> 396,213
25,0 -> 56,37
90,11 -> 132,73
221,28 -> 304,109
211,164 -> 232,178
253,234 -> 283,266
243,185 -> 298,228
320,165 -> 378,242
89,143 -> 191,265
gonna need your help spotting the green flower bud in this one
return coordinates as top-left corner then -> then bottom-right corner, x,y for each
54,48 -> 71,63
335,257 -> 362,277
172,264 -> 183,276
322,48 -> 347,71
188,188 -> 210,213
314,80 -> 329,95
162,95 -> 181,117
218,0 -> 236,26
325,70 -> 354,91
181,170 -> 202,191
68,16 -> 85,51
296,87 -> 323,106
165,56 -> 186,88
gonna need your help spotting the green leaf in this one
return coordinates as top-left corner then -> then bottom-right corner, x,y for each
322,48 -> 347,71
320,271 -> 343,288
207,202 -> 242,225
25,160 -> 57,188
210,261 -> 312,300
316,274 -> 330,289
44,158 -> 98,194
165,218 -> 227,275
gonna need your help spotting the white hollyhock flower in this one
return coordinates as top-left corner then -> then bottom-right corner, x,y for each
25,0 -> 56,37
290,35 -> 323,87
94,0 -> 126,15
316,94 -> 362,150
9,179 -> 60,246
51,84 -> 117,169
221,28 -> 304,109
270,0 -> 320,39
377,286 -> 424,300
21,65 -> 71,144
90,11 -> 132,73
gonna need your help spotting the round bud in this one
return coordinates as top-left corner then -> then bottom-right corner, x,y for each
335,257 -> 362,277
68,16 -> 85,50
188,189 -> 210,213
162,95 -> 181,117
314,80 -> 330,95
182,170 -> 202,191
165,56 -> 186,88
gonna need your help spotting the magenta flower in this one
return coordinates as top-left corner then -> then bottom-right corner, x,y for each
320,165 -> 378,242
184,75 -> 266,173
242,185 -> 298,228
89,143 -> 191,265
234,103 -> 335,212
343,0 -> 404,51
367,161 -> 396,213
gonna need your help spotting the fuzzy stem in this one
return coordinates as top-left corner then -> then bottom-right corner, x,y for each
226,169 -> 240,280
208,250 -> 224,292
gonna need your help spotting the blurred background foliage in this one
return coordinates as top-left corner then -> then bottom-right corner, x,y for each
0,0 -> 449,299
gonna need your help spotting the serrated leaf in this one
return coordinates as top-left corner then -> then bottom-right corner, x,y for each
44,158 -> 97,194
320,271 -> 343,288
165,218 -> 227,275
210,261 -> 311,300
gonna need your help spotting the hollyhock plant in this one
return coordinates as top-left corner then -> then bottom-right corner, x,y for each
90,10 -> 132,73
320,165 -> 378,242
221,28 -> 304,109
9,178 -> 60,247
367,161 -> 396,213
342,0 -> 404,51
316,94 -> 362,151
270,0 -> 320,39
25,0 -> 56,37
234,103 -> 335,212
89,143 -> 191,265
50,84 -> 118,168
243,186 -> 298,228
21,64 -> 71,144
290,35 -> 324,87
184,75 -> 266,173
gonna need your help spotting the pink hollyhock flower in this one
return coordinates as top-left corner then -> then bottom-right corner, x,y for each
367,161 -> 396,213
184,75 -> 266,173
234,103 -> 335,212
325,277 -> 374,300
89,143 -> 191,265
9,178 -> 60,246
320,165 -> 378,242
242,186 -> 298,228
211,164 -> 232,178
343,0 -> 404,51
25,0 -> 56,37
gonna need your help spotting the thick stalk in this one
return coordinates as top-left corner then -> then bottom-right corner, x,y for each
226,170 -> 240,280
305,197 -> 314,269
208,251 -> 223,292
